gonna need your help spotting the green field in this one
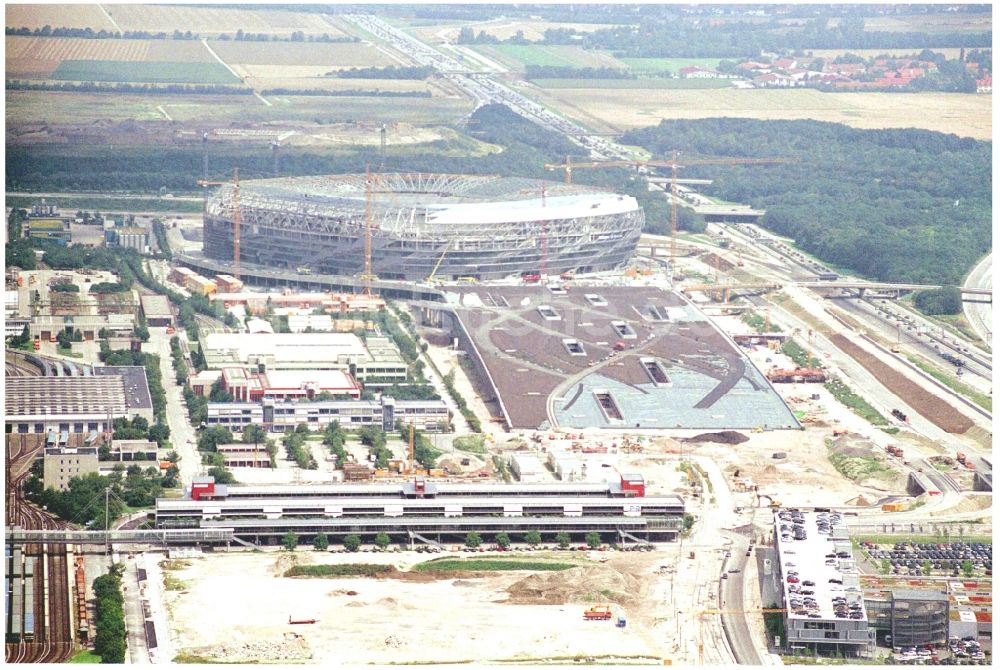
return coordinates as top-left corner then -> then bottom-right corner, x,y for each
69,650 -> 102,664
533,78 -> 733,89
284,564 -> 392,578
620,57 -> 726,75
51,60 -> 242,84
479,44 -> 624,70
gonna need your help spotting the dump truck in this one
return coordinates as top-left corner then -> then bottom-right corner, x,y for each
956,452 -> 967,465
584,605 -> 613,621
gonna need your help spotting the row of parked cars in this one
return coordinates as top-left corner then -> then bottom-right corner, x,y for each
861,541 -> 992,576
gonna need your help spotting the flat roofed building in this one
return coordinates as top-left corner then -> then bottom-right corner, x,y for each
188,369 -> 221,397
509,453 -> 549,483
29,313 -> 136,340
94,366 -> 154,423
214,274 -> 244,293
217,444 -> 271,468
865,589 -> 949,648
287,314 -> 333,333
6,376 -> 133,434
206,396 -> 449,433
140,294 -> 173,327
774,509 -> 873,657
43,446 -> 99,491
202,332 -> 405,384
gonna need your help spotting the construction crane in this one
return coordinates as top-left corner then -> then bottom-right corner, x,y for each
520,183 -> 550,277
197,168 -> 242,280
325,168 -> 379,296
544,153 -> 792,275
426,240 -> 453,284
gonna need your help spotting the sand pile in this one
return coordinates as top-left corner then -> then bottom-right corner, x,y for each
505,565 -> 644,606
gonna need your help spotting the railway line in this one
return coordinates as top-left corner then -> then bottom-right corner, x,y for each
5,435 -> 76,664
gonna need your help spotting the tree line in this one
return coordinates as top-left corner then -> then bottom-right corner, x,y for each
621,118 -> 990,285
7,80 -> 251,95
259,88 -> 431,98
524,65 -> 636,80
5,24 -> 356,43
333,65 -> 435,79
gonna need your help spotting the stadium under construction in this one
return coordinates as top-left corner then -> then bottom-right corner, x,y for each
203,173 -> 643,281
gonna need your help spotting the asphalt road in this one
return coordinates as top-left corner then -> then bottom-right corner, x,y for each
719,530 -> 764,665
121,556 -> 150,664
963,251 -> 993,345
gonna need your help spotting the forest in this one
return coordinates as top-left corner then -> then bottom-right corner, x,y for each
622,118 -> 991,285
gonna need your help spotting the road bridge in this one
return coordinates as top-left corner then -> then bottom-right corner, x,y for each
798,281 -> 992,302
5,528 -> 234,545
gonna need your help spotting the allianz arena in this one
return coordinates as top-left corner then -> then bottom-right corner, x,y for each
203,173 -> 644,281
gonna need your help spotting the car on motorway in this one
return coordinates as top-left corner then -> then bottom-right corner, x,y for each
802,580 -> 816,586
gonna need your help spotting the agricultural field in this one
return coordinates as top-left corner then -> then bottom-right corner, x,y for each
531,87 -> 993,140
50,60 -> 241,85
532,78 -> 733,89
619,57 -> 726,76
829,12 -> 992,33
405,19 -> 622,44
104,4 -> 343,37
207,40 -> 392,68
240,72 -> 437,96
5,37 -> 214,79
471,44 -> 626,72
5,4 -> 116,31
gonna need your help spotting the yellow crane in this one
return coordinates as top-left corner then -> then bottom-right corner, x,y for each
544,154 -> 792,271
426,240 -> 453,284
197,168 -> 242,280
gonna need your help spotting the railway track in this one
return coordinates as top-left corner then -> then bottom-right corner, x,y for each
5,435 -> 75,664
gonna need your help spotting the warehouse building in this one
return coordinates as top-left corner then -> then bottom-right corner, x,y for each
94,366 -> 155,422
509,453 -> 549,483
205,395 -> 449,433
140,294 -> 173,327
6,375 -> 148,434
201,332 -> 406,384
29,313 -> 137,341
774,509 -> 874,657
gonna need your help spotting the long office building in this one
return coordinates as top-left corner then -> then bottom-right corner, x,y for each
153,478 -> 684,546
206,395 -> 450,433
203,173 -> 643,281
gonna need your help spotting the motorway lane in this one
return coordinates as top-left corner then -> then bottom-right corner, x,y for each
963,251 -> 993,345
719,531 -> 764,665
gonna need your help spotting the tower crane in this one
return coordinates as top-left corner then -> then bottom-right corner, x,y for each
197,168 -> 242,280
544,154 -> 792,277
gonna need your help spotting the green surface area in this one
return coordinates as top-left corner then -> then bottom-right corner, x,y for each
620,57 -> 725,74
69,650 -> 102,663
532,77 -> 732,89
52,60 -> 241,85
906,356 -> 992,412
452,434 -> 487,454
6,195 -> 203,214
480,44 -> 622,70
824,377 -> 889,426
413,557 -> 576,572
828,450 -> 896,483
284,563 -> 392,578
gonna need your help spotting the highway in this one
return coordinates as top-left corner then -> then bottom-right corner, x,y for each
963,251 -> 993,346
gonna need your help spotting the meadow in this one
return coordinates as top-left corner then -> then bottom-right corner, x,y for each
51,60 -> 241,85
473,44 -> 625,71
532,78 -> 732,89
619,57 -> 725,75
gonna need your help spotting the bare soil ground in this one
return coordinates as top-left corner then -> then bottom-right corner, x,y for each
162,550 -> 670,664
530,87 -> 992,140
208,41 -> 387,67
105,5 -> 342,37
5,5 -> 117,32
830,334 -> 974,434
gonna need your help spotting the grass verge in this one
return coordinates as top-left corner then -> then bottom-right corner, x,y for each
412,558 -> 575,572
453,434 -> 487,454
906,356 -> 992,412
69,650 -> 102,663
824,377 -> 889,425
828,450 -> 896,483
284,563 -> 392,578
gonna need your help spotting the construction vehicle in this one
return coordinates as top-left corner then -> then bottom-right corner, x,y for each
297,267 -> 312,275
956,452 -> 967,465
891,408 -> 909,423
521,272 -> 541,284
832,428 -> 848,437
427,241 -> 453,284
613,340 -> 626,352
584,605 -> 613,620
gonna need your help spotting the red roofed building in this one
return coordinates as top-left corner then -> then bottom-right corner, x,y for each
773,57 -> 797,70
977,76 -> 991,93
679,66 -> 721,79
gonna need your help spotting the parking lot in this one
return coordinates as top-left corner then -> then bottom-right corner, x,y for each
860,541 -> 992,578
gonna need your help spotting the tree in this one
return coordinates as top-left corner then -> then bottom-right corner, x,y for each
682,513 -> 695,531
961,559 -> 974,578
555,532 -> 571,549
524,530 -> 542,547
197,425 -> 233,452
921,559 -> 933,575
313,532 -> 329,551
282,532 -> 298,552
343,534 -> 361,552
374,532 -> 391,550
880,559 -> 891,574
242,424 -> 267,446
495,532 -> 511,549
585,532 -> 602,549
148,422 -> 170,446
465,531 -> 482,549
